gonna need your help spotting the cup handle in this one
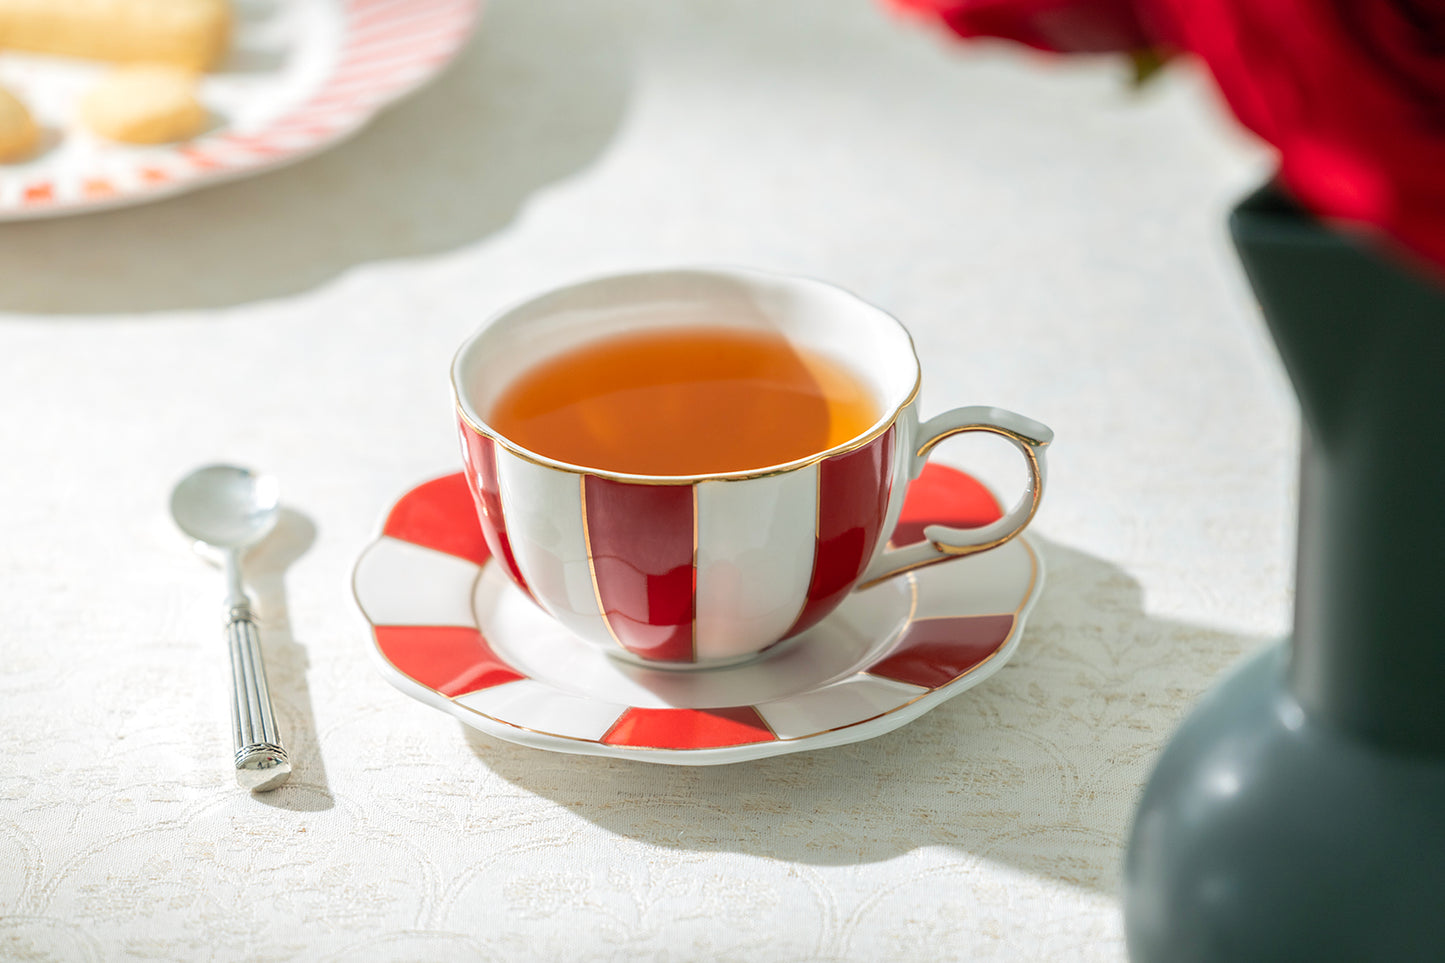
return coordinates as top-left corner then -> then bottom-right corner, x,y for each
858,406 -> 1052,589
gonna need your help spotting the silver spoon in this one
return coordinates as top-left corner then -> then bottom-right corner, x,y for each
170,464 -> 291,792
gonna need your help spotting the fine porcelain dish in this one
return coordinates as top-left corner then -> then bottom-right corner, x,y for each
352,465 -> 1044,765
0,0 -> 480,219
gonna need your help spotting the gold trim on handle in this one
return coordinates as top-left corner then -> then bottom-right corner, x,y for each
856,422 -> 1048,590
917,422 -> 1046,557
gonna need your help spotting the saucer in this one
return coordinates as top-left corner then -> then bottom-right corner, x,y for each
352,465 -> 1043,765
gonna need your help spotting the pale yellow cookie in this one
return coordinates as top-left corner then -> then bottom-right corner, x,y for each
0,84 -> 39,162
79,66 -> 208,144
0,0 -> 231,71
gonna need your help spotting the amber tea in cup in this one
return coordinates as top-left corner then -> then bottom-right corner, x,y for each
488,326 -> 880,476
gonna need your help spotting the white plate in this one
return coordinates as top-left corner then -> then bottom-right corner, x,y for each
353,467 -> 1045,765
0,0 -> 480,219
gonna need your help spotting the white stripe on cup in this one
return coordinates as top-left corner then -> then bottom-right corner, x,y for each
493,449 -> 611,644
694,465 -> 819,662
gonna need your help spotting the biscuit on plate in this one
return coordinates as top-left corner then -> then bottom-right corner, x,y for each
79,66 -> 208,144
0,0 -> 231,71
0,84 -> 39,162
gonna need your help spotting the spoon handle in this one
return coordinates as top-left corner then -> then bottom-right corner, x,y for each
226,603 -> 291,792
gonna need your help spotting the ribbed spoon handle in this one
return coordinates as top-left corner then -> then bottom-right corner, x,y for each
226,604 -> 290,792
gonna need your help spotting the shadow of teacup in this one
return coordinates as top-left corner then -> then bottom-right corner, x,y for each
465,535 -> 1264,895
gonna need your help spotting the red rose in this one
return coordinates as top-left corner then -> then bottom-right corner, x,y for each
1151,0 -> 1445,275
891,0 -> 1153,54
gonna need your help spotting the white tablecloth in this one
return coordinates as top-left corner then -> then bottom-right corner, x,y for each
0,2 -> 1292,960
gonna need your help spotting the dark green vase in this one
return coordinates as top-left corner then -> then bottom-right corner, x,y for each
1122,184 -> 1445,961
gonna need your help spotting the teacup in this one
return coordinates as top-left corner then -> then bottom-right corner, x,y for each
452,267 -> 1052,669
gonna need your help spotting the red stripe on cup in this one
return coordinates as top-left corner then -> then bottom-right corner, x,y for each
458,422 -> 532,596
867,614 -> 1014,689
781,428 -> 896,640
373,625 -> 524,697
584,477 -> 696,663
602,706 -> 774,749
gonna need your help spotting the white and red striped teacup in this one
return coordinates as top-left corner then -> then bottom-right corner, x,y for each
452,267 -> 1052,670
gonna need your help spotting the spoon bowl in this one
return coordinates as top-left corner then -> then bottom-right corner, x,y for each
170,465 -> 280,551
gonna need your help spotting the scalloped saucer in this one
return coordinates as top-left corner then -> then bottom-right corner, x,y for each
352,465 -> 1043,765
